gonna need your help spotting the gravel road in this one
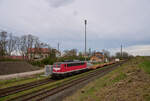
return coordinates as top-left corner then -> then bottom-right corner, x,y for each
0,69 -> 44,80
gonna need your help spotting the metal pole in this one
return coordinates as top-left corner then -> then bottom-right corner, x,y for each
85,19 -> 87,61
58,42 -> 61,57
58,43 -> 59,52
121,44 -> 122,59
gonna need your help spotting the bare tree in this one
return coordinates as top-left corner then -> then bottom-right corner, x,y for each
78,52 -> 83,57
64,49 -> 77,57
15,36 -> 22,56
0,31 -> 8,56
0,31 -> 51,61
19,35 -> 27,59
115,52 -> 121,58
26,34 -> 38,60
19,34 -> 39,60
103,49 -> 110,58
33,39 -> 45,59
6,33 -> 18,56
115,52 -> 129,59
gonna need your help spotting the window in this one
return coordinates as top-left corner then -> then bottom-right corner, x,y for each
67,64 -> 72,67
53,62 -> 61,68
64,64 -> 67,67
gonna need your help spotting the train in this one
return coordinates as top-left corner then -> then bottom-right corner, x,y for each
51,61 -> 89,78
45,60 -> 118,79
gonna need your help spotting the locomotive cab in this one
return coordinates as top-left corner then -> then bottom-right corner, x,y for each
52,61 -> 88,79
53,62 -> 62,72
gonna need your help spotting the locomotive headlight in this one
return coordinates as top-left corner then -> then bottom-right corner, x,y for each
53,68 -> 60,71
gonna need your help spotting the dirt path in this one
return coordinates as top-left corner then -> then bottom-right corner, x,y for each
0,69 -> 44,80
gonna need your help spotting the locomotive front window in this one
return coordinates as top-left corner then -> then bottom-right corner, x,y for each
53,63 -> 61,68
64,64 -> 67,67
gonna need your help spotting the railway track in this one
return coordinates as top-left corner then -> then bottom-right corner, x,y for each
7,62 -> 124,101
0,78 -> 55,98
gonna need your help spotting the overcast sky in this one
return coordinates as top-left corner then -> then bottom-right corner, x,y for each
0,0 -> 150,56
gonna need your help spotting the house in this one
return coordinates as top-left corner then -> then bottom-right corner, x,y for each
90,52 -> 104,62
27,48 -> 61,60
52,49 -> 61,57
27,48 -> 50,60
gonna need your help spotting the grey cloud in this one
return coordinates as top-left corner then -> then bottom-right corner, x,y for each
111,44 -> 150,56
0,0 -> 150,56
46,0 -> 74,8
73,10 -> 78,16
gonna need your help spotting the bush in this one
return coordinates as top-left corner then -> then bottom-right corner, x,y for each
41,57 -> 57,65
29,56 -> 91,67
29,56 -> 57,67
29,61 -> 42,67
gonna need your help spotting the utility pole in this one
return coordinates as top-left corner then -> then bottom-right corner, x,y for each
57,43 -> 59,52
102,49 -> 105,62
57,42 -> 61,57
84,19 -> 87,61
89,48 -> 91,57
121,44 -> 122,59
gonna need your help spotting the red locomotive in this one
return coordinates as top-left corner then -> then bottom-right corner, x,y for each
52,61 -> 88,78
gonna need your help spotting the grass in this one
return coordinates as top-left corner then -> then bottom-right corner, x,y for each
112,72 -> 127,83
2,59 -> 150,101
0,79 -> 63,101
0,73 -> 47,89
64,57 -> 150,101
0,61 -> 105,89
0,63 -> 112,101
64,63 -> 127,101
139,59 -> 150,74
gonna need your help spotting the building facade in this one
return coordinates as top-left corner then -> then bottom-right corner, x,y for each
90,52 -> 104,62
27,48 -> 50,60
